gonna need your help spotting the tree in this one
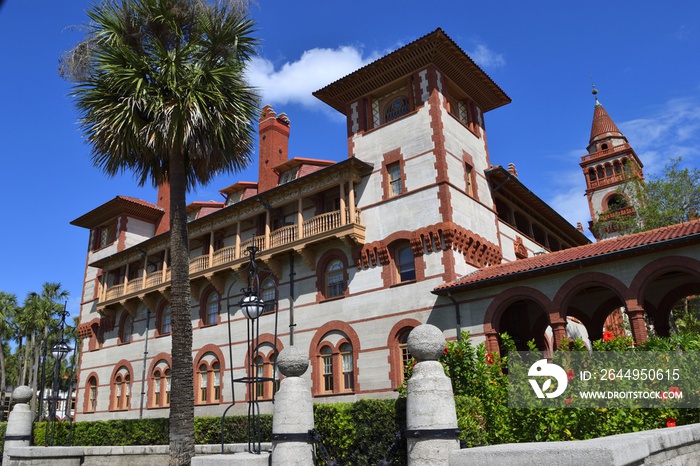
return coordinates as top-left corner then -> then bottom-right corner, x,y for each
0,292 -> 18,396
61,1 -> 259,464
593,157 -> 700,236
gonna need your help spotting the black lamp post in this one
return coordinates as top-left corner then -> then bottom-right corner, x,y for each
47,305 -> 72,446
232,243 -> 278,454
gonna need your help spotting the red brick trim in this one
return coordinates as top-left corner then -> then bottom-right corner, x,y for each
655,282 -> 700,337
552,272 -> 631,314
462,151 -> 479,202
146,353 -> 172,409
109,360 -> 134,411
483,286 -> 554,335
629,256 -> 700,305
381,149 -> 407,201
198,285 -> 221,327
308,321 -> 361,397
315,249 -> 350,303
82,372 -> 99,414
154,299 -> 171,337
194,344 -> 226,405
387,319 -> 422,390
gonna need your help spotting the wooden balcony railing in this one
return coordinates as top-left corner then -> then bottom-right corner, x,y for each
100,208 -> 363,304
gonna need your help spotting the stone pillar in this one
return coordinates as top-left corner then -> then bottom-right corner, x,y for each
484,330 -> 499,355
3,386 -> 34,465
406,325 -> 459,466
271,346 -> 314,466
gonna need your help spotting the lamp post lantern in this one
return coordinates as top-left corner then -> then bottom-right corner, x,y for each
47,305 -> 73,446
230,242 -> 279,454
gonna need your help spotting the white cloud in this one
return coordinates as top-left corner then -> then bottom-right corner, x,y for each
467,43 -> 506,69
619,97 -> 700,175
247,46 -> 379,109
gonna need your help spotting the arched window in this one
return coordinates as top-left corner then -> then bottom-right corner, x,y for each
325,259 -> 346,298
150,359 -> 171,408
160,304 -> 171,335
383,96 -> 410,123
605,164 -> 613,177
251,342 -> 280,401
315,335 -> 356,395
203,290 -> 220,326
395,244 -> 416,283
261,277 -> 277,313
588,168 -> 597,182
597,166 -> 605,180
196,352 -> 221,404
607,194 -> 628,211
111,366 -> 131,411
120,313 -> 134,344
398,329 -> 412,387
87,376 -> 98,413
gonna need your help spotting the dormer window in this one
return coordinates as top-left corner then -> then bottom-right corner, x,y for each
225,190 -> 243,207
279,166 -> 299,185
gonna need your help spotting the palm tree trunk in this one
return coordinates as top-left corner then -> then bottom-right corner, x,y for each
30,333 -> 39,415
168,152 -> 194,466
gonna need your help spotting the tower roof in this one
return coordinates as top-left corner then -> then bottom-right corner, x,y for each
589,100 -> 624,145
313,28 -> 511,114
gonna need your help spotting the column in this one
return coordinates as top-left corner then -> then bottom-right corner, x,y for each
264,210 -> 271,250
297,198 -> 304,240
3,386 -> 33,465
405,325 -> 459,465
551,321 -> 568,350
339,183 -> 346,226
271,346 -> 314,465
235,222 -> 241,259
626,302 -> 648,345
348,180 -> 356,224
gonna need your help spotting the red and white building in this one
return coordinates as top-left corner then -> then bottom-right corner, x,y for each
70,29 -> 700,421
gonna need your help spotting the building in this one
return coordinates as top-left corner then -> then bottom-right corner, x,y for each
70,28 -> 700,421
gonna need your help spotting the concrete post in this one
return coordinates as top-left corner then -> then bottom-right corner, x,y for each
3,386 -> 34,465
406,325 -> 459,466
271,346 -> 314,466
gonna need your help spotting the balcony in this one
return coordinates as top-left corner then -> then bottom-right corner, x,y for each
97,208 -> 364,308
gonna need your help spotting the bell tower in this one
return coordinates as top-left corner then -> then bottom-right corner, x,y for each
580,87 -> 644,239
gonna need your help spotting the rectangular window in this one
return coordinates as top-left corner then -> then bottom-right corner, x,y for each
342,353 -> 354,391
322,355 -> 334,392
387,162 -> 403,197
89,387 -> 97,411
465,163 -> 473,196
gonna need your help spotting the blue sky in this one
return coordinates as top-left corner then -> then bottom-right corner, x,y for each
1,1 -> 699,315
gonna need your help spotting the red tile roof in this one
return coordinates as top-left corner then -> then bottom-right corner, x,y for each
590,102 -> 623,143
434,220 -> 700,294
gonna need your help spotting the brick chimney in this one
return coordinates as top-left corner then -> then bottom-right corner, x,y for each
258,105 -> 290,193
155,181 -> 170,235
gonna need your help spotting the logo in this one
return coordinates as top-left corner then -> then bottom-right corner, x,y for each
528,359 -> 568,399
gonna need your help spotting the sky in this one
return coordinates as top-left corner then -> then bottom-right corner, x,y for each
1,1 -> 700,317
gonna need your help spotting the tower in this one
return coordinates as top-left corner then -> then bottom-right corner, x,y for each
581,87 -> 644,239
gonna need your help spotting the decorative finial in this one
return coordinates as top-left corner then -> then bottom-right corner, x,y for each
591,79 -> 601,106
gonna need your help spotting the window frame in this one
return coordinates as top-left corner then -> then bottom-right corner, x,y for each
195,352 -> 222,405
395,243 -> 416,283
111,366 -> 131,411
119,312 -> 134,345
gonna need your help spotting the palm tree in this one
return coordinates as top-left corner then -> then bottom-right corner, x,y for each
61,1 -> 259,464
0,292 -> 19,396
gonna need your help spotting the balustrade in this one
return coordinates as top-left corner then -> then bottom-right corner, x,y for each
100,208 -> 362,303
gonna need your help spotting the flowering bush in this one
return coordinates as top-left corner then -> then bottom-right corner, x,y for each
400,331 -> 700,447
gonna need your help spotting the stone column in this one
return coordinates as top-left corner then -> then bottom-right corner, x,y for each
406,325 -> 459,466
3,386 -> 34,465
271,346 -> 314,466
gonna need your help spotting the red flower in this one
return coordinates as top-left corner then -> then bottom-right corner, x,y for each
443,346 -> 449,355
565,397 -> 573,405
485,353 -> 495,365
567,369 -> 575,382
667,418 -> 676,427
669,386 -> 681,396
602,331 -> 614,342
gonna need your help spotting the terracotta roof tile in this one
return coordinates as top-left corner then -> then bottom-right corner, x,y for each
590,102 -> 623,143
434,220 -> 700,293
